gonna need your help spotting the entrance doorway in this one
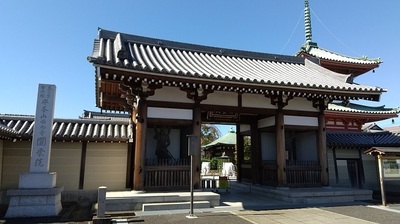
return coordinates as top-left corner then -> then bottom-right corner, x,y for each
347,160 -> 360,188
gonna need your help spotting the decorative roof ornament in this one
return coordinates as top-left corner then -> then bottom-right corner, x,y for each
304,0 -> 312,43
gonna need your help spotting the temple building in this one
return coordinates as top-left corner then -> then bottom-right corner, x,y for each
0,1 -> 399,208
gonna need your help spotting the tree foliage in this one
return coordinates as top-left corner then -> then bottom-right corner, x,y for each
200,124 -> 221,146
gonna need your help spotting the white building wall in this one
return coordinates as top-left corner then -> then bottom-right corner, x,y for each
284,116 -> 318,127
148,107 -> 192,120
2,141 -> 30,190
84,142 -> 127,191
242,93 -> 276,109
327,148 -> 337,185
336,160 -> 351,187
261,133 -> 276,160
202,91 -> 238,106
362,154 -> 379,190
284,97 -> 319,112
148,86 -> 193,103
49,142 -> 81,190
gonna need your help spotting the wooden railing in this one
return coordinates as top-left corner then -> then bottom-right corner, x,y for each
286,160 -> 321,187
144,158 -> 190,191
240,163 -> 252,182
261,160 -> 278,185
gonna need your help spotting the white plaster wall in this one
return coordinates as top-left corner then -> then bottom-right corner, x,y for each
284,97 -> 319,112
335,148 -> 359,159
84,142 -> 127,190
295,132 -> 317,161
362,154 -> 379,190
148,107 -> 193,120
49,142 -> 81,190
148,86 -> 193,103
284,115 -> 318,127
261,133 -> 276,160
242,93 -> 276,109
2,141 -> 30,190
146,128 -> 181,160
258,116 -> 275,128
336,160 -> 351,187
202,91 -> 238,106
327,148 -> 337,185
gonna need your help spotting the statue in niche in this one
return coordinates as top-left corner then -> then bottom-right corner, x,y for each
154,126 -> 173,160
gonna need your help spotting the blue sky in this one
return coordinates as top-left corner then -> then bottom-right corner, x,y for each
1,0 -> 399,133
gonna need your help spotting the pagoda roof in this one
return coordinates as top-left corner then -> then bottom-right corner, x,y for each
297,1 -> 381,76
325,102 -> 398,124
87,28 -> 384,112
298,44 -> 382,65
0,114 -> 133,142
327,102 -> 399,115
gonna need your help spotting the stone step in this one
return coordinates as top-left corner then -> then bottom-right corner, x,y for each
142,201 -> 210,211
105,191 -> 220,212
230,181 -> 372,204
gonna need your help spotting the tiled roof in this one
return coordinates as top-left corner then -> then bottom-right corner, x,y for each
327,131 -> 400,148
0,114 -> 133,142
0,121 -> 19,140
307,47 -> 382,65
87,29 -> 384,97
202,129 -> 236,149
328,102 -> 399,115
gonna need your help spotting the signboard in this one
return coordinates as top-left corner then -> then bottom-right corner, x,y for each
30,84 -> 56,173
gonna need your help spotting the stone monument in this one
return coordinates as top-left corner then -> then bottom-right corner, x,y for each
6,84 -> 63,218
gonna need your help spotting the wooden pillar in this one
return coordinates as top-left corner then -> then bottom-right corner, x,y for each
276,110 -> 286,187
317,112 -> 329,186
236,124 -> 243,182
250,119 -> 260,184
133,98 -> 147,191
192,105 -> 201,189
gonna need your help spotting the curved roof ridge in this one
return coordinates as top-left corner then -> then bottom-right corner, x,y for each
308,45 -> 382,64
97,28 -> 305,65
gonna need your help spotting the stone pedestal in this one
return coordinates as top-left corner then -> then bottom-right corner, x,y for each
5,186 -> 63,218
6,172 -> 63,218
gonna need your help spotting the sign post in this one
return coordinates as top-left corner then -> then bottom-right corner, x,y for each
5,84 -> 63,218
186,135 -> 199,219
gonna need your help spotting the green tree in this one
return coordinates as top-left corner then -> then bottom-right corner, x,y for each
200,124 -> 221,146
243,136 -> 251,162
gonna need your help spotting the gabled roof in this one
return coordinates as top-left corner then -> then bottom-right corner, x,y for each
88,28 -> 384,111
0,114 -> 133,142
365,147 -> 400,156
327,131 -> 400,148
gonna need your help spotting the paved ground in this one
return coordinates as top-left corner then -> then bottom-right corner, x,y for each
1,191 -> 400,223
